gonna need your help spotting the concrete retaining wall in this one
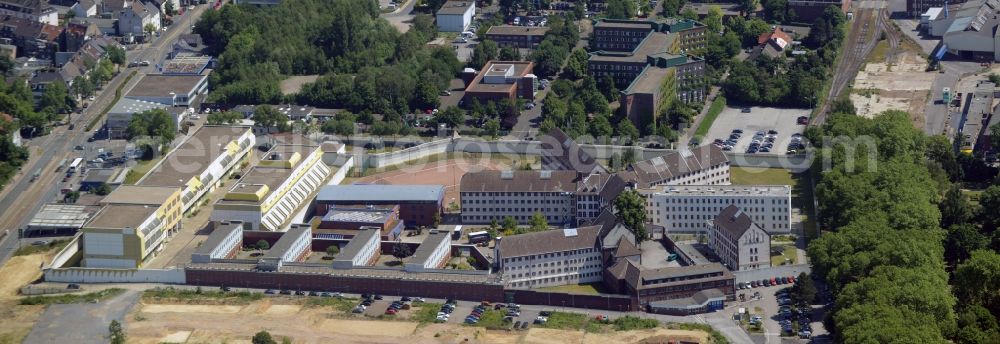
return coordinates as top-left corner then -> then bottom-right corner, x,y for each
47,235 -> 81,269
43,267 -> 186,283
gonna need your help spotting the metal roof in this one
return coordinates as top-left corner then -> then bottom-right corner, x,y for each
316,185 -> 444,203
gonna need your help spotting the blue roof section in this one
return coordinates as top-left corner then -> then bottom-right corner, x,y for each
935,44 -> 948,60
317,185 -> 445,202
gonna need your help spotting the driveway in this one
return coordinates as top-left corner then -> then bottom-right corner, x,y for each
22,290 -> 140,344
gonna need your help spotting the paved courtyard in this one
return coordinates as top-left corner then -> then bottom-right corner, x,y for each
705,106 -> 809,155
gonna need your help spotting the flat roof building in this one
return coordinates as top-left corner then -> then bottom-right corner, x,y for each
332,227 -> 381,269
105,98 -> 170,138
405,231 -> 453,272
436,0 -> 475,32
959,81 -> 995,153
211,143 -> 332,230
257,224 -> 312,271
138,126 -> 256,213
315,184 -> 444,227
80,185 -> 183,268
640,184 -> 792,234
315,205 -> 404,241
125,74 -> 209,107
191,221 -> 244,263
484,25 -> 549,49
462,61 -> 537,117
26,204 -> 95,235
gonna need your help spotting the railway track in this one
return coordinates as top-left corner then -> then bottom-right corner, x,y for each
812,8 -> 887,125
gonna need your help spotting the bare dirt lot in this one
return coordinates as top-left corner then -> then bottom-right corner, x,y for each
127,299 -> 713,344
850,40 -> 933,125
279,75 -> 320,95
352,157 -> 512,208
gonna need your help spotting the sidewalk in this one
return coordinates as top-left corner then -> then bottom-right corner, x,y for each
679,85 -> 721,145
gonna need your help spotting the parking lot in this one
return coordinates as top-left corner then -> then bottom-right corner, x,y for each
733,279 -> 825,342
704,106 -> 809,155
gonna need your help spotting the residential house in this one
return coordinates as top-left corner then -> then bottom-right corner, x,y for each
0,15 -> 62,59
118,0 -> 160,38
0,0 -> 58,25
71,0 -> 98,18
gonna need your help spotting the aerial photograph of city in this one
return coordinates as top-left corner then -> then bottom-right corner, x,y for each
0,0 -> 997,342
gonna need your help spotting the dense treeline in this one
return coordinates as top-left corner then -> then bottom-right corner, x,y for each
196,0 -> 457,110
723,6 -> 844,107
807,107 -> 1000,343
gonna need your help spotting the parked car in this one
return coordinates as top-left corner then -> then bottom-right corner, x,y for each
374,295 -> 384,300
741,107 -> 751,113
309,291 -> 319,296
67,283 -> 80,290
352,307 -> 365,313
279,289 -> 292,295
265,289 -> 276,294
385,308 -> 398,315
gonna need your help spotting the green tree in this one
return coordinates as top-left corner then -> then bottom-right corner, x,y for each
977,185 -> 1000,232
127,109 -> 177,144
106,45 -> 126,66
562,49 -> 589,80
392,242 -> 412,261
486,219 -> 500,239
499,46 -> 520,61
325,245 -> 339,256
252,330 -> 277,344
740,0 -> 759,12
953,250 -> 1000,312
704,5 -> 724,33
432,212 -> 441,227
940,184 -> 973,228
255,240 -> 270,250
206,111 -> 243,125
144,23 -> 157,37
945,224 -> 988,265
990,122 -> 1000,154
501,216 -> 517,234
791,272 -> 816,304
109,320 -> 125,344
435,106 -> 465,128
94,183 -> 112,195
321,118 -> 355,136
529,212 -> 548,232
484,118 -> 500,139
606,0 -> 636,18
616,121 -> 639,145
614,189 -> 647,245
252,105 -> 287,131
469,39 -> 499,69
71,76 -> 94,97
38,82 -> 73,117
164,0 -> 175,15
589,113 -> 613,139
609,152 -> 623,172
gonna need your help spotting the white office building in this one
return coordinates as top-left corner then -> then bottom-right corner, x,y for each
709,205 -> 771,271
460,170 -> 578,225
641,184 -> 792,234
497,226 -> 603,288
436,0 -> 475,32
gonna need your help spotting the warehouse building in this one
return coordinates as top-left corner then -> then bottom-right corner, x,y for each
210,144 -> 332,230
138,126 -> 255,213
191,221 -> 244,263
314,185 -> 444,227
124,74 -> 209,107
929,0 -> 1000,61
640,184 -> 791,234
26,204 -> 95,236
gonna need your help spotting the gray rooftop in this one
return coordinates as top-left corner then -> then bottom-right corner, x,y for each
409,231 -> 451,266
497,226 -> 601,258
337,227 -> 381,261
108,98 -> 167,115
193,221 -> 244,257
27,204 -> 93,229
317,185 -> 444,203
436,0 -> 473,15
264,225 -> 311,261
648,288 -> 726,310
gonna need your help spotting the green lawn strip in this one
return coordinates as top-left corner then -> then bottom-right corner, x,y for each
142,287 -> 263,305
13,239 -> 70,257
538,311 -> 590,330
302,296 -> 360,313
410,303 -> 444,323
20,288 -> 125,305
695,96 -> 727,137
86,70 -> 137,131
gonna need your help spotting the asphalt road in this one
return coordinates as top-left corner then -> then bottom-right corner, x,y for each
22,290 -> 140,344
0,4 -> 211,267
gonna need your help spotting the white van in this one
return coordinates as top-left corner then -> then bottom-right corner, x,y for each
461,31 -> 474,38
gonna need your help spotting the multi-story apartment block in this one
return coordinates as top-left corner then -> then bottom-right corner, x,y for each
640,185 -> 792,234
589,18 -> 707,127
80,185 -> 183,268
709,205 -> 771,271
627,145 -> 730,187
211,143 -> 331,230
138,126 -> 255,213
461,61 -> 538,112
497,226 -> 604,288
484,25 -> 549,49
460,170 -> 578,225
575,173 -> 628,224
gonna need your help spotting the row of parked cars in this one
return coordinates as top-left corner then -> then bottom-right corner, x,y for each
776,287 -> 812,339
264,289 -> 343,297
736,275 -> 797,290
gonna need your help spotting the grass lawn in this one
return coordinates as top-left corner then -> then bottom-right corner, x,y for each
465,309 -> 506,330
535,283 -> 608,296
538,311 -> 590,330
731,167 -> 818,240
770,244 -> 797,267
142,287 -> 264,305
13,239 -> 70,257
124,157 -> 162,184
410,303 -> 444,323
21,288 -> 125,305
694,96 -> 727,138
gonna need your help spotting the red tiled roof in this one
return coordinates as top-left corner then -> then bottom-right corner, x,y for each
757,27 -> 792,46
